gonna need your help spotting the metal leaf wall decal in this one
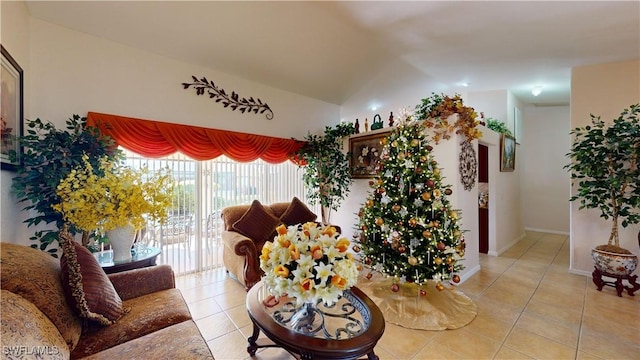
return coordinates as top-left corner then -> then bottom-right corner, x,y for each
182,76 -> 274,120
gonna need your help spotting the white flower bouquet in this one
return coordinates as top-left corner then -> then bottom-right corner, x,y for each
260,222 -> 359,306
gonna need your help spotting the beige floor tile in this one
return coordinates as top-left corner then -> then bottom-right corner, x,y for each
214,288 -> 249,310
376,323 -> 434,359
196,311 -> 238,341
504,327 -> 576,360
462,313 -> 513,343
225,304 -> 252,329
473,296 -> 522,325
187,295 -> 223,320
530,286 -> 584,310
479,284 -> 531,309
575,350 -> 606,360
493,346 -> 535,359
523,298 -> 582,328
206,329 -> 254,360
514,312 -> 579,347
426,328 -> 501,359
578,327 -> 640,360
248,347 -> 295,360
581,313 -> 640,346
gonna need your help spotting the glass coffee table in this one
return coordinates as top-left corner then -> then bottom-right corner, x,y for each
246,280 -> 385,360
94,246 -> 161,274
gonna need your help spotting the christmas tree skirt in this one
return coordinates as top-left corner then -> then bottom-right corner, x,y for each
356,274 -> 477,330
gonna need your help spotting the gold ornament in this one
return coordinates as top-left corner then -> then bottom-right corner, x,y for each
422,230 -> 432,238
408,256 -> 418,265
392,204 -> 401,212
436,282 -> 445,291
411,139 -> 420,147
434,257 -> 443,265
421,192 -> 431,201
408,218 -> 417,227
375,217 -> 384,226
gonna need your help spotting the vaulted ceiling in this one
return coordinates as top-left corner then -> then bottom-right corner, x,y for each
26,1 -> 640,106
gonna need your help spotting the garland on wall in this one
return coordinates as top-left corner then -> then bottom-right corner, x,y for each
182,76 -> 274,120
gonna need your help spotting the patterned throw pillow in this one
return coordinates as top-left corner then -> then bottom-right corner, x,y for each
59,228 -> 126,326
232,200 -> 281,245
279,196 -> 318,226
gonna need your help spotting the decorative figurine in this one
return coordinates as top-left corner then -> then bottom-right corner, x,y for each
388,111 -> 394,127
364,118 -> 369,132
354,119 -> 360,134
371,114 -> 383,130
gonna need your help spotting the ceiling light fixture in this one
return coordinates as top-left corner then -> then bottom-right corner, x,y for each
531,86 -> 543,96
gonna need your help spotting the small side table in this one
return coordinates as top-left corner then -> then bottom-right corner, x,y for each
592,267 -> 640,297
94,247 -> 161,274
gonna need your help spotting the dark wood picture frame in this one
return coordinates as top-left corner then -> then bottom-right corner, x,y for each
500,133 -> 516,172
349,131 -> 390,178
1,45 -> 23,171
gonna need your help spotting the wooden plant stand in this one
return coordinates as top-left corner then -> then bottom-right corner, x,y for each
592,267 -> 640,297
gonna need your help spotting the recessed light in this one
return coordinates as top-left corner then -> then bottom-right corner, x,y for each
531,86 -> 543,96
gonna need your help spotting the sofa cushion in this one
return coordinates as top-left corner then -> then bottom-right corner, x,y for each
279,197 -> 317,226
0,243 -> 82,350
232,200 -> 281,244
81,320 -> 213,359
71,288 -> 193,358
59,228 -> 126,326
0,290 -> 71,359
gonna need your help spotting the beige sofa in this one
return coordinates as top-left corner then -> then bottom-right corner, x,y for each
221,197 -> 340,290
0,242 -> 214,359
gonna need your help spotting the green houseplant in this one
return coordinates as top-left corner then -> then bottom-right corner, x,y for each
9,115 -> 122,256
486,118 -> 513,136
565,103 -> 640,275
296,122 -> 355,225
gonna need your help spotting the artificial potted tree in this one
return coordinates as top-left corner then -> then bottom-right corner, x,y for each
296,122 -> 355,225
9,115 -> 122,256
565,103 -> 640,278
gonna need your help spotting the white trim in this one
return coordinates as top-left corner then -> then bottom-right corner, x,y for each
524,227 -> 569,236
457,264 -> 481,284
488,232 -> 527,256
568,268 -> 591,277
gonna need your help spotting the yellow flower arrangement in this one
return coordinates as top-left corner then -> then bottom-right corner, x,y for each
415,93 -> 482,144
260,222 -> 359,307
53,154 -> 173,233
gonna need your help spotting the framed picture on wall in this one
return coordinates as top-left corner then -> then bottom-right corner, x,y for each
1,45 -> 24,171
500,134 -> 516,172
349,131 -> 390,178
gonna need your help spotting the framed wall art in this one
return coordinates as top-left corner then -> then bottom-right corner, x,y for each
349,131 -> 389,178
1,45 -> 23,171
500,133 -> 516,172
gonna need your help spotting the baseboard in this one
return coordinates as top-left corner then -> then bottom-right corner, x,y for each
488,232 -> 527,256
524,227 -> 570,236
568,268 -> 591,277
456,264 -> 481,285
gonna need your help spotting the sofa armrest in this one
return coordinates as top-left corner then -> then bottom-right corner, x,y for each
222,230 -> 259,257
107,265 -> 175,301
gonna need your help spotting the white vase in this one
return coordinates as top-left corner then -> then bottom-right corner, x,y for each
107,224 -> 136,262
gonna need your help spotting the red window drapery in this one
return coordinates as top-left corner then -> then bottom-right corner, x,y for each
86,112 -> 304,164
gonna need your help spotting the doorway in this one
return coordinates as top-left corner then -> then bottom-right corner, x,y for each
478,144 -> 489,254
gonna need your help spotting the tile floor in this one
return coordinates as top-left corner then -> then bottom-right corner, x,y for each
175,231 -> 640,359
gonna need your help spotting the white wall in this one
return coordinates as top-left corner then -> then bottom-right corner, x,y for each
2,13 -> 341,245
1,0 -> 31,243
521,105 -> 570,234
570,59 -> 640,276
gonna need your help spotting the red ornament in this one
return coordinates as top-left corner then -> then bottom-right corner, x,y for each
366,272 -> 373,280
437,241 -> 446,251
426,145 -> 434,151
452,274 -> 461,283
426,180 -> 435,188
419,289 -> 427,296
391,283 -> 400,292
398,245 -> 406,253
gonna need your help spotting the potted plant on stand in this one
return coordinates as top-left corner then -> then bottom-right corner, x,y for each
565,103 -> 640,295
53,155 -> 174,261
296,123 -> 355,225
9,115 -> 122,256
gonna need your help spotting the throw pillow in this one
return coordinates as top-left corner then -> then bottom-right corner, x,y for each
59,227 -> 126,326
232,200 -> 281,244
279,197 -> 318,226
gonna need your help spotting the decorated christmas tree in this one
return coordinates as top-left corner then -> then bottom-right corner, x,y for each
356,112 -> 466,291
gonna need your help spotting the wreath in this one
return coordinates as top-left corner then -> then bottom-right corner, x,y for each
414,93 -> 482,144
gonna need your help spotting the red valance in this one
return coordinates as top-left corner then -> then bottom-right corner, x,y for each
86,112 -> 304,164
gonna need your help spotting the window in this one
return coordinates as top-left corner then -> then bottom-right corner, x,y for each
123,149 -> 314,275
